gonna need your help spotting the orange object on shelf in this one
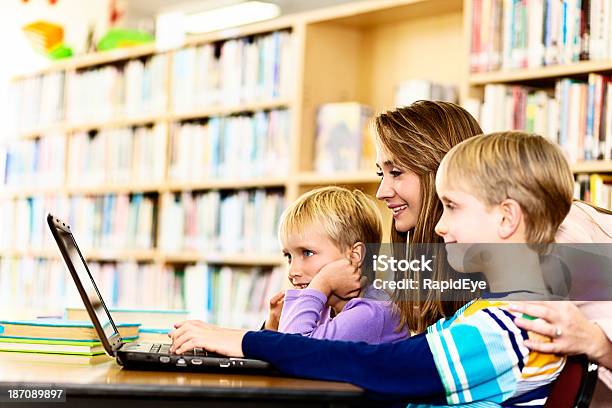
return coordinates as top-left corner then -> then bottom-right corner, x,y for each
22,20 -> 64,53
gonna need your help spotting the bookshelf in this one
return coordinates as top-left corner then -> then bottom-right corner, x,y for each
3,0 -> 610,323
464,0 -> 612,209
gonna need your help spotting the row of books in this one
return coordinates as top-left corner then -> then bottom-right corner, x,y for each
470,0 -> 612,72
575,173 -> 612,209
2,132 -> 66,187
478,75 -> 612,162
314,102 -> 375,173
172,30 -> 294,112
0,194 -> 156,252
8,72 -> 65,133
67,125 -> 166,186
159,189 -> 284,254
169,110 -> 291,182
183,263 -> 285,329
65,54 -> 168,124
0,257 -> 283,329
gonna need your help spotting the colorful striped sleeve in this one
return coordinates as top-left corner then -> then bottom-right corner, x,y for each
425,302 -> 565,407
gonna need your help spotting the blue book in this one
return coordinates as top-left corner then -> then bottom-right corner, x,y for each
0,319 -> 140,342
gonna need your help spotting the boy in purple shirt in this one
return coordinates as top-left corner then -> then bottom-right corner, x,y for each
266,186 -> 408,344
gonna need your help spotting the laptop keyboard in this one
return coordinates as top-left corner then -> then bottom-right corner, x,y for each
149,344 -> 212,356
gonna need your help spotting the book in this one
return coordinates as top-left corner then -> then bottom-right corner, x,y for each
0,193 -> 156,254
0,319 -> 140,342
65,54 -> 167,125
159,189 -> 284,254
314,102 -> 374,174
470,0 -> 612,72
479,77 -> 612,163
171,30 -> 293,112
0,337 -> 105,355
182,264 -> 285,329
65,308 -> 188,329
168,110 -> 290,183
0,350 -> 114,365
138,328 -> 172,344
67,124 -> 166,187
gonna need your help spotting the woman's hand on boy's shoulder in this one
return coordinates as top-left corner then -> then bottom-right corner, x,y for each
169,319 -> 247,357
264,291 -> 285,331
309,258 -> 363,300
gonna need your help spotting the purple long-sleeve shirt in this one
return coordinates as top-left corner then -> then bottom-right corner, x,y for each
278,285 -> 409,344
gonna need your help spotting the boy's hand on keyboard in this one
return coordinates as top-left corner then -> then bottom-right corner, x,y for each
264,291 -> 285,331
169,320 -> 247,357
309,258 -> 363,300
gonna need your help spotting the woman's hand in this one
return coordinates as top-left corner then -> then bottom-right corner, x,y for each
308,258 -> 364,300
264,291 -> 285,331
510,301 -> 612,364
169,320 -> 247,357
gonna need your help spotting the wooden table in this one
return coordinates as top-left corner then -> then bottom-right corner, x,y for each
0,353 -> 376,407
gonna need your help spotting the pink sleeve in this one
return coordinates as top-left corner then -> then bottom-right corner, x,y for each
577,301 -> 612,389
556,202 -> 612,243
278,288 -> 384,342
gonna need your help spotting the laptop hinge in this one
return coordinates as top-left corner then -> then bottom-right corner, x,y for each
109,333 -> 124,355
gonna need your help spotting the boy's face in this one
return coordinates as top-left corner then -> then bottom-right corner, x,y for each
434,186 -> 502,244
281,224 -> 347,289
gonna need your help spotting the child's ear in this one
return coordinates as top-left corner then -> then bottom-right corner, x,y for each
347,242 -> 366,267
497,199 -> 523,240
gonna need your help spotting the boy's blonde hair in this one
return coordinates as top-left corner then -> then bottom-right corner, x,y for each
438,131 -> 574,245
279,186 -> 382,281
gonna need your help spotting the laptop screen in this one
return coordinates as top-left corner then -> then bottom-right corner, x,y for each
48,214 -> 121,354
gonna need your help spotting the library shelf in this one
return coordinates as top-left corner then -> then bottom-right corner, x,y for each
297,171 -> 381,186
0,248 -> 157,262
66,114 -> 169,133
170,99 -> 292,121
571,161 -> 612,174
158,252 -> 285,266
470,60 -> 612,86
0,183 -> 166,198
164,178 -> 288,192
18,123 -> 67,140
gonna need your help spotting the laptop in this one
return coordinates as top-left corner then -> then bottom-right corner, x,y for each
47,213 -> 272,372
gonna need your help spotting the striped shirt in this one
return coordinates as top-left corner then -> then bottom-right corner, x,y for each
425,300 -> 566,407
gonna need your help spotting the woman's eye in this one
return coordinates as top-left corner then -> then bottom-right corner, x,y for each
444,203 -> 455,211
303,250 -> 314,257
390,170 -> 402,177
376,171 -> 383,178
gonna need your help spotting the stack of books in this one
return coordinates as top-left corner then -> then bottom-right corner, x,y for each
66,308 -> 189,344
0,319 -> 140,364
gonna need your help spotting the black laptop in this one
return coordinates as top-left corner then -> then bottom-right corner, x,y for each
47,213 -> 272,372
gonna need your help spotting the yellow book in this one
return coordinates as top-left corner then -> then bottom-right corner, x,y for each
0,319 -> 139,342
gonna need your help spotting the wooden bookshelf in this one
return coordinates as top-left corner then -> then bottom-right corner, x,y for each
17,0 -> 612,317
159,252 -> 284,266
470,60 -> 612,86
571,161 -> 612,174
297,171 -> 380,186
165,178 -> 287,192
170,99 -> 292,121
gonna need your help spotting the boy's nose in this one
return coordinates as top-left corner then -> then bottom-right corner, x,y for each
434,218 -> 448,237
376,176 -> 394,200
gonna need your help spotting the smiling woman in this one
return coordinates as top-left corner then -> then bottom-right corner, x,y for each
373,101 -> 484,332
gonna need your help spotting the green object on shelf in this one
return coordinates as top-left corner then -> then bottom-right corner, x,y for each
47,43 -> 73,60
97,28 -> 154,51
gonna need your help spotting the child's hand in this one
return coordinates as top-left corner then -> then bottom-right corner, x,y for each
264,291 -> 285,331
309,258 -> 363,300
169,320 -> 247,357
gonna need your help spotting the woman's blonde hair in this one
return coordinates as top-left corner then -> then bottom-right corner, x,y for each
438,131 -> 574,244
375,101 -> 483,332
279,186 -> 382,281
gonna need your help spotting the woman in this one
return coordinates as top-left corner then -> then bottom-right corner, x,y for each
372,101 -> 483,332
